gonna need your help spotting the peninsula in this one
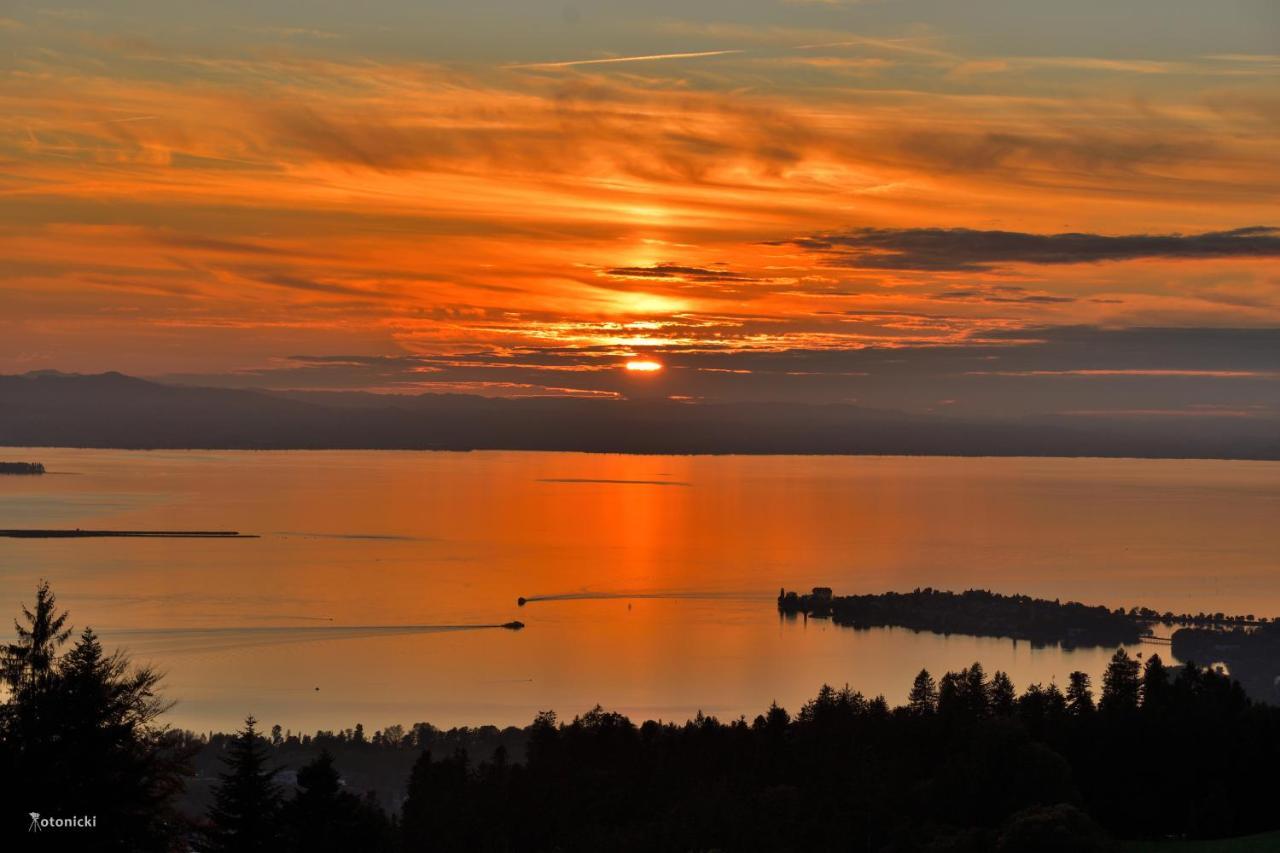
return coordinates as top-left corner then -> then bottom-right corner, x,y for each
778,587 -> 1146,647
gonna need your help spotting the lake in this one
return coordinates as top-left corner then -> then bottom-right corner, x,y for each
1,449 -> 1276,733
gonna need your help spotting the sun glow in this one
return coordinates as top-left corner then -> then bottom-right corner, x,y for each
625,360 -> 664,373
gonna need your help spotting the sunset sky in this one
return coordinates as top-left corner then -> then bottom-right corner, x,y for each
2,0 -> 1278,414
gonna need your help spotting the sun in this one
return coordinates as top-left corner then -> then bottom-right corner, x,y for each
625,360 -> 663,373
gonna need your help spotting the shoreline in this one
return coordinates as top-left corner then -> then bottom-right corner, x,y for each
1,444 -> 1278,463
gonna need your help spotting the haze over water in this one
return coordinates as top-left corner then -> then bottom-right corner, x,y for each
1,448 -> 1276,732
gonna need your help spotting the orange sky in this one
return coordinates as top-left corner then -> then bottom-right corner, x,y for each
1,3 -> 1278,400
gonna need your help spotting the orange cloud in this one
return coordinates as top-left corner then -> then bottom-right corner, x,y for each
0,28 -> 1277,382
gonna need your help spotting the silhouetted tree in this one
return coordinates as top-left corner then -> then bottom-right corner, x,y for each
762,701 -> 790,732
1042,684 -> 1068,729
282,749 -> 393,853
939,663 -> 990,718
1140,653 -> 1171,713
401,749 -> 471,852
964,662 -> 990,717
1,580 -> 72,777
990,670 -> 1017,716
4,578 -> 71,698
995,804 -> 1108,852
937,670 -> 962,717
908,669 -> 938,715
1100,649 -> 1141,715
201,716 -> 282,853
52,628 -> 184,848
1065,671 -> 1095,715
0,585 -> 188,851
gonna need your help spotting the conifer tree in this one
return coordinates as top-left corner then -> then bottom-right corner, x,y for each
1140,654 -> 1171,712
282,749 -> 393,853
2,585 -> 188,851
1100,649 -> 1141,714
201,716 -> 282,853
4,579 -> 72,699
1066,671 -> 1095,715
908,669 -> 938,715
989,671 -> 1017,716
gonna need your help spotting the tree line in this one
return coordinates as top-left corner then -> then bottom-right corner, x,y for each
4,581 -> 1280,851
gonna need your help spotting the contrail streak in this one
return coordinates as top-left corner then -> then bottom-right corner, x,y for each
510,49 -> 743,70
518,590 -> 772,606
537,478 -> 691,487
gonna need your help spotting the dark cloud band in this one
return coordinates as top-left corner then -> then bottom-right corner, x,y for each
603,263 -> 760,283
782,226 -> 1280,271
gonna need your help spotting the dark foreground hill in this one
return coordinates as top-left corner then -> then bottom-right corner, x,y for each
2,371 -> 1278,458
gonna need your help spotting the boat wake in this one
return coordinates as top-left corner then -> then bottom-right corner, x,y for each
102,622 -> 520,655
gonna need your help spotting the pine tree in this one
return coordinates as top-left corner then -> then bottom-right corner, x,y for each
2,580 -> 73,772
908,669 -> 938,715
4,579 -> 72,698
1066,671 -> 1095,715
1100,649 -> 1141,714
402,749 -> 471,852
1,586 -> 188,851
989,671 -> 1017,716
1044,682 -> 1067,719
54,627 -> 183,850
282,749 -> 392,853
937,671 -> 962,716
201,716 -> 282,852
960,663 -> 990,717
1140,653 -> 1171,713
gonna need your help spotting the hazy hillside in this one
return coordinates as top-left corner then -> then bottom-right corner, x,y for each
1,372 -> 1276,459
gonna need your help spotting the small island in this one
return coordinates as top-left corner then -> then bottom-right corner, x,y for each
0,462 -> 45,475
778,587 -> 1145,647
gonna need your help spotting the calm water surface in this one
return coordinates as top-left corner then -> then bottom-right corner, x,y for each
1,449 -> 1276,732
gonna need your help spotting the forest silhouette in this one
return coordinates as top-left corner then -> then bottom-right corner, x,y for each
4,581 -> 1280,851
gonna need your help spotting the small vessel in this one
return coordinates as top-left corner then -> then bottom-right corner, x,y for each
501,621 -> 525,630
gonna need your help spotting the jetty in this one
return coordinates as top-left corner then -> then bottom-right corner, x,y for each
0,529 -> 256,539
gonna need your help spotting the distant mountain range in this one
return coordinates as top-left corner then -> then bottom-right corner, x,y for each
1,371 -> 1277,459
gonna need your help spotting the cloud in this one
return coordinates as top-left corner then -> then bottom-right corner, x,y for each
783,227 -> 1280,271
148,327 -> 1280,420
602,264 -> 762,284
928,285 -> 1076,304
5,30 -> 1280,378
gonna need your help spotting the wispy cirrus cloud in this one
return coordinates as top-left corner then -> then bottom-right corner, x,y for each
3,10 -> 1280,386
